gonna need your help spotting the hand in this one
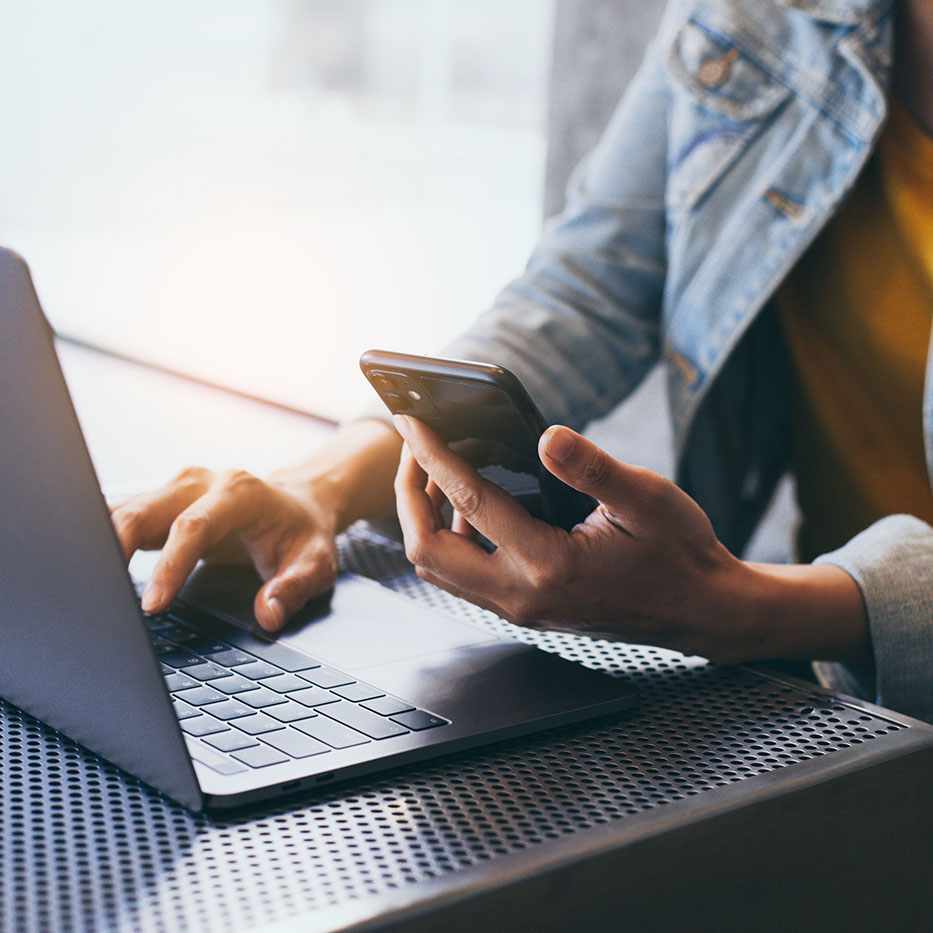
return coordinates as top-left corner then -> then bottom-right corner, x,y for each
110,419 -> 402,631
392,416 -> 870,665
111,466 -> 339,631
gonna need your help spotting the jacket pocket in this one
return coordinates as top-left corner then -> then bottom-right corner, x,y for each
665,15 -> 792,212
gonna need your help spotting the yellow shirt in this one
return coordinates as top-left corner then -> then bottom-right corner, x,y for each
779,99 -> 933,563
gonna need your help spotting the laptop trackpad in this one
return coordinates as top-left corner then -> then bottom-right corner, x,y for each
178,565 -> 498,671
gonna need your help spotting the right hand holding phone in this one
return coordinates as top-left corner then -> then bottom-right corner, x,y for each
392,415 -> 771,663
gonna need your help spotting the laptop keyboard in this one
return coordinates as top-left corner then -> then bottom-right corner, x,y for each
143,604 -> 448,776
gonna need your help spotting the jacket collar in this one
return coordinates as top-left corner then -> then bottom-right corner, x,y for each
778,0 -> 893,26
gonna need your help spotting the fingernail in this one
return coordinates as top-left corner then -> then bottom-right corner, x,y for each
141,584 -> 164,613
265,595 -> 285,630
393,414 -> 411,440
543,427 -> 576,464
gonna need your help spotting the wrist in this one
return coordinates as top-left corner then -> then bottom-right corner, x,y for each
269,419 -> 401,534
740,561 -> 872,664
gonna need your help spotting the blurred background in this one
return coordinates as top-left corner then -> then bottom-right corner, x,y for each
1,0 -> 791,556
0,0 -> 556,420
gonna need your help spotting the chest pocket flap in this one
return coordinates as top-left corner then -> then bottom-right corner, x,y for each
665,15 -> 792,212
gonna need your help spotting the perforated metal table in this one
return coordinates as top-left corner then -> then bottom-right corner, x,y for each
3,523 -> 932,932
3,345 -> 931,932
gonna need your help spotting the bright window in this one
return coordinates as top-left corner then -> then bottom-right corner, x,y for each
0,0 -> 554,420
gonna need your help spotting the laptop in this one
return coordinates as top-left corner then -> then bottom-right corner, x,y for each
0,248 -> 637,811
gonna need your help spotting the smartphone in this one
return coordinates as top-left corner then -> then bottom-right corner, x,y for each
360,350 -> 596,531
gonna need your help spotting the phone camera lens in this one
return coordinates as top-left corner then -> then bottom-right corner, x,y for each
384,393 -> 410,412
372,373 -> 396,392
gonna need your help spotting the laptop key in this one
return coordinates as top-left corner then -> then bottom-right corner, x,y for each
262,729 -> 331,759
237,687 -> 288,709
162,626 -> 201,645
159,648 -> 203,668
165,671 -> 199,693
181,661 -> 233,682
199,647 -> 254,667
259,673 -> 310,694
320,701 -> 409,739
390,710 -> 448,731
361,696 -> 415,716
300,666 -> 354,689
224,632 -> 322,672
204,731 -> 261,753
331,682 -> 383,703
180,715 -> 229,737
206,699 -> 256,721
287,686 -> 340,708
293,716 -> 370,749
211,674 -> 261,696
172,698 -> 200,720
174,685 -> 227,706
265,702 -> 317,724
234,713 -> 285,736
236,661 -> 283,681
184,737 -> 250,775
231,745 -> 290,768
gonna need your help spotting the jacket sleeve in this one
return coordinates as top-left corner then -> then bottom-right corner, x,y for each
813,514 -> 933,723
440,18 -> 680,430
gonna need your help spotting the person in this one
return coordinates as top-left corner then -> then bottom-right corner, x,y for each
112,0 -> 933,724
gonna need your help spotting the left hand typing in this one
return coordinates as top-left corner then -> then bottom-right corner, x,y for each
392,415 -> 765,663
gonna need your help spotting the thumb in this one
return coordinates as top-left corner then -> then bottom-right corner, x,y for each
538,425 -> 663,533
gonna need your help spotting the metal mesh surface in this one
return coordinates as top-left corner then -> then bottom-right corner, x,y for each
0,526 -> 906,932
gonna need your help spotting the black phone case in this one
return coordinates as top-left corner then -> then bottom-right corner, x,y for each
359,349 -> 596,531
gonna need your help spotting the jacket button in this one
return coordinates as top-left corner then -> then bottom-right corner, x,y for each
697,48 -> 739,88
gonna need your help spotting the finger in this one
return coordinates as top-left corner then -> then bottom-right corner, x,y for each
110,467 -> 212,561
425,479 -> 448,527
395,443 -> 504,587
539,426 -> 670,536
393,414 -> 540,548
401,521 -> 510,605
253,538 -> 338,632
395,443 -> 444,541
140,473 -> 263,612
450,512 -> 478,539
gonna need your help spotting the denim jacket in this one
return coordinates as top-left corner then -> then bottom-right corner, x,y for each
442,0 -> 933,722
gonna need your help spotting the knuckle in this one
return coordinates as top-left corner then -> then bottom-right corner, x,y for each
578,449 -> 612,492
219,469 -> 261,497
445,480 -> 482,519
172,465 -> 211,488
404,538 -> 427,569
316,548 -> 338,582
112,506 -> 144,533
173,510 -> 212,539
526,561 -> 566,592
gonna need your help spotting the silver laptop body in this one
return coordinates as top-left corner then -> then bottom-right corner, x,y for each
0,248 -> 637,810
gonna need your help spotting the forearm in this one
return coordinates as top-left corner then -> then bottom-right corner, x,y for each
269,418 -> 402,534
738,561 -> 872,665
